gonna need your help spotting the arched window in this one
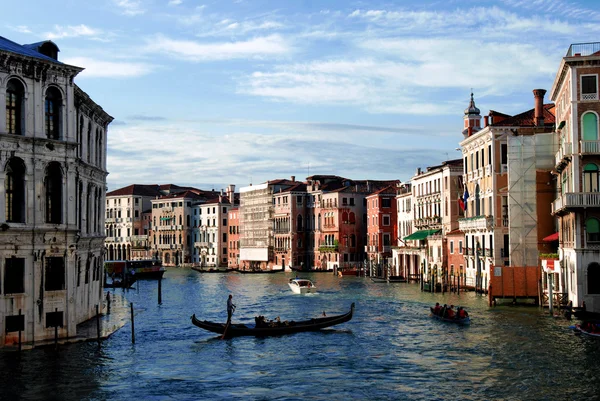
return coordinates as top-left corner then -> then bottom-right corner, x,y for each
45,87 -> 62,140
6,79 -> 24,135
5,158 -> 26,223
297,214 -> 303,231
588,262 -> 600,294
586,218 -> 600,243
45,162 -> 63,224
582,112 -> 598,141
349,212 -> 356,224
583,164 -> 599,192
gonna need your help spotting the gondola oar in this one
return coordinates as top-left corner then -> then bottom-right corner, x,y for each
221,320 -> 230,339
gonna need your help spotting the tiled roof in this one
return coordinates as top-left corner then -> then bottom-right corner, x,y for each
0,36 -> 62,64
490,104 -> 555,127
106,184 -> 162,197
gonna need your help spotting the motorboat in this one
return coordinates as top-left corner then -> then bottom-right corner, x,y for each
288,278 -> 316,294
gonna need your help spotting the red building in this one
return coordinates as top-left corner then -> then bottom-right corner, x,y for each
228,207 -> 240,269
366,185 -> 398,275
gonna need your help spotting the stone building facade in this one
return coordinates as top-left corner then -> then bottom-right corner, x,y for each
0,37 -> 112,347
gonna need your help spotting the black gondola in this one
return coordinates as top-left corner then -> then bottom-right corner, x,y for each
191,303 -> 355,337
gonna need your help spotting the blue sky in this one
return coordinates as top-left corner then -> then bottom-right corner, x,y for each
4,0 -> 600,191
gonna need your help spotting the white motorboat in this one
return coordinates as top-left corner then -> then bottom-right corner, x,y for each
288,278 -> 316,294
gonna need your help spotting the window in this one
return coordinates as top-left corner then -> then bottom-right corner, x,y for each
382,198 -> 391,208
584,163 -> 600,192
586,218 -> 600,243
383,215 -> 390,226
4,257 -> 25,294
582,75 -> 598,100
45,87 -> 61,140
582,112 -> 599,141
45,257 -> 65,291
297,196 -> 303,205
349,198 -> 355,206
383,234 -> 391,246
342,198 -> 348,206
459,240 -> 463,254
5,158 -> 26,223
6,79 -> 24,135
450,241 -> 454,254
45,162 -> 63,224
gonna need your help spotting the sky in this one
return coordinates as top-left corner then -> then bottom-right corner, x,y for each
4,0 -> 600,192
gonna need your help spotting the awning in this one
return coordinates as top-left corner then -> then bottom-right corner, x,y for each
543,232 -> 559,242
403,229 -> 441,241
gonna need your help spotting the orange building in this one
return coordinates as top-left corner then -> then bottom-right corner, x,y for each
366,185 -> 398,276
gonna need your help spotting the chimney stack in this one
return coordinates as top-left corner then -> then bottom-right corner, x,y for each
226,184 -> 235,204
468,126 -> 473,136
483,116 -> 489,127
291,176 -> 295,182
533,89 -> 547,127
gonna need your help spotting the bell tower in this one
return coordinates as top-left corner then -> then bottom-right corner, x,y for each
462,92 -> 481,138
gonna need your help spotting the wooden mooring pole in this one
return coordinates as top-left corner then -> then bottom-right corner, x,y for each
130,302 -> 135,344
158,277 -> 162,305
18,309 -> 22,352
96,304 -> 101,346
54,307 -> 59,351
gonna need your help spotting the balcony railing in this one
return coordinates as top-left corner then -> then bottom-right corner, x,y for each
458,215 -> 494,232
581,140 -> 600,154
195,242 -> 212,248
552,192 -> 600,214
567,42 -> 600,57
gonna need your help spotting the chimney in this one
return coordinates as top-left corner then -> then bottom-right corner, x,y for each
468,126 -> 473,136
533,89 -> 547,127
291,176 -> 295,182
483,116 -> 489,127
227,184 -> 235,204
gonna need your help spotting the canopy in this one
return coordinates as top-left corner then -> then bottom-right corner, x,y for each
543,232 -> 559,242
403,229 -> 441,241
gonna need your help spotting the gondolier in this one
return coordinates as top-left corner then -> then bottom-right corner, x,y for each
227,294 -> 236,323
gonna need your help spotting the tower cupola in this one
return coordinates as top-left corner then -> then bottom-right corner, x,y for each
462,91 -> 482,138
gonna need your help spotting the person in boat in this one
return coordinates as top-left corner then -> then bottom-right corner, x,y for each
446,305 -> 456,319
433,303 -> 441,315
227,294 -> 236,323
440,304 -> 448,317
457,307 -> 468,319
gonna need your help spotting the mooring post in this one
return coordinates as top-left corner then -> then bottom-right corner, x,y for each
18,309 -> 22,352
96,304 -> 101,346
54,307 -> 58,351
158,277 -> 162,305
130,302 -> 135,344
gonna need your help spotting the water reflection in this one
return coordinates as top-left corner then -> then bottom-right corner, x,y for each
2,269 -> 600,400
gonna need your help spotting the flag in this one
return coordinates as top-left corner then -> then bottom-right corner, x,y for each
458,196 -> 465,211
463,187 -> 469,211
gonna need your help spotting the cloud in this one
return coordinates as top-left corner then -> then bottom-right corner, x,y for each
105,120 -> 443,190
43,24 -> 102,40
112,0 -> 145,16
149,34 -> 290,61
9,25 -> 32,34
168,0 -> 183,5
128,115 -> 168,121
63,57 -> 155,78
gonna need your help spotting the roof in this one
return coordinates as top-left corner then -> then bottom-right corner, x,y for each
107,184 -> 162,197
0,36 -> 62,64
490,104 -> 555,127
403,229 -> 441,241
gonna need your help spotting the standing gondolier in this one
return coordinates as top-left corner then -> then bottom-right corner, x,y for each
227,294 -> 236,323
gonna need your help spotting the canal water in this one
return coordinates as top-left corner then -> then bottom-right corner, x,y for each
1,268 -> 599,401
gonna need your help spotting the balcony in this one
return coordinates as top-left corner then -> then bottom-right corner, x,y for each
157,244 -> 174,249
195,242 -> 212,248
458,215 -> 494,232
581,140 -> 600,154
319,245 -> 338,253
105,217 -> 116,223
552,192 -> 600,215
105,236 -> 116,242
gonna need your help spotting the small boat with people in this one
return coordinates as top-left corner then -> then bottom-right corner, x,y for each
574,321 -> 600,338
191,303 -> 355,338
430,303 -> 470,325
288,278 -> 316,294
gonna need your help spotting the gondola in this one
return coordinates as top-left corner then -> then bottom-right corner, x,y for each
231,267 -> 285,274
430,307 -> 471,325
371,276 -> 407,283
191,303 -> 355,337
191,267 -> 235,273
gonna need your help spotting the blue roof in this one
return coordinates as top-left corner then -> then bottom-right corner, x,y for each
0,36 -> 62,64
